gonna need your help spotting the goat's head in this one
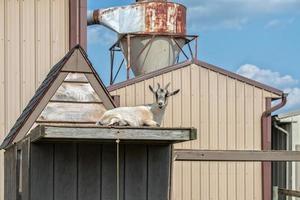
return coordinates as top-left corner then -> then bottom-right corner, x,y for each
149,83 -> 180,109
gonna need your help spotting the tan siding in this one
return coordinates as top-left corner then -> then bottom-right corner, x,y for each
0,0 -> 4,198
218,74 -> 227,200
200,67 -> 209,200
111,64 -> 276,200
190,65 -> 201,200
0,1 -> 69,199
227,77 -> 237,200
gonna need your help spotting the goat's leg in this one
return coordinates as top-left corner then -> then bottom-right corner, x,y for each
143,120 -> 159,127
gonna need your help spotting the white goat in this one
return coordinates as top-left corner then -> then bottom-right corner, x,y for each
96,83 -> 180,127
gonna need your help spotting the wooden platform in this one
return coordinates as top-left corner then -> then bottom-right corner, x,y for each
29,125 -> 197,144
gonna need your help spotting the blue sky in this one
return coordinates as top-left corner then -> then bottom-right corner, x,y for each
87,0 -> 300,113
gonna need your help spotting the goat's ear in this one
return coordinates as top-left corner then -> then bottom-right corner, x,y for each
167,89 -> 180,97
165,82 -> 170,90
149,85 -> 155,94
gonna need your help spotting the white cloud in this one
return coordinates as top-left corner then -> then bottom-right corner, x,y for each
265,18 -> 295,29
237,64 -> 300,111
173,0 -> 300,30
87,26 -> 117,45
237,64 -> 298,88
284,87 -> 300,110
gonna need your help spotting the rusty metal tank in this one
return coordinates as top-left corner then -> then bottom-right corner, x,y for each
87,0 -> 187,76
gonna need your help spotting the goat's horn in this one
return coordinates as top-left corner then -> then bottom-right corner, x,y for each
165,82 -> 170,90
157,83 -> 160,89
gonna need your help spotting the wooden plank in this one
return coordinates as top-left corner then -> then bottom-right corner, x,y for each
31,125 -> 196,142
101,144 -> 124,200
78,144 -> 101,200
174,150 -> 300,161
124,145 -> 147,200
85,74 -> 115,110
278,188 -> 300,197
13,72 -> 69,143
62,49 -> 92,72
51,82 -> 102,102
148,145 -> 171,200
54,143 -> 77,200
65,73 -> 88,82
20,140 -> 30,200
30,143 -> 53,200
38,102 -> 106,122
4,146 -> 16,200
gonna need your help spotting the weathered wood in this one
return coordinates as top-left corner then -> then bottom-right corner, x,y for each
174,149 -> 300,161
20,140 -> 30,200
30,125 -> 196,143
30,143 -> 54,200
65,73 -> 88,82
78,144 -> 101,200
148,145 -> 171,200
54,143 -> 77,200
278,188 -> 300,197
101,144 -> 125,200
85,73 -> 116,109
38,102 -> 106,122
4,145 -> 16,200
62,49 -> 92,73
51,82 -> 102,102
125,145 -> 147,200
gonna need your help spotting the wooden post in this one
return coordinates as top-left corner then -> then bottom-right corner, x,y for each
272,186 -> 278,200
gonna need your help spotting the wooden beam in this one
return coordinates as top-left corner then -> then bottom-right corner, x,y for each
174,149 -> 300,161
29,125 -> 197,143
278,188 -> 300,198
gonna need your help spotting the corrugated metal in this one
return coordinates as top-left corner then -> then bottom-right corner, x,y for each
110,63 -> 278,200
276,113 -> 300,200
0,0 -> 69,199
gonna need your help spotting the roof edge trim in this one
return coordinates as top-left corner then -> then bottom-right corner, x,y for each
107,59 -> 283,96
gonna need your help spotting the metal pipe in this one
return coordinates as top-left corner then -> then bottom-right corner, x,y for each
261,93 -> 288,200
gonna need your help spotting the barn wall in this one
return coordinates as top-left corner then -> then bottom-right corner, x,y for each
110,64 -> 278,200
0,0 -> 69,199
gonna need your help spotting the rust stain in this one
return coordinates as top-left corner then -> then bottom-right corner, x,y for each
144,2 -> 186,35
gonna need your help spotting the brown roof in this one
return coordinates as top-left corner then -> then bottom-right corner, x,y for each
107,59 -> 283,96
1,45 -> 116,149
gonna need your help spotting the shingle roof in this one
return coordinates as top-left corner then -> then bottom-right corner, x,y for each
1,45 -> 116,149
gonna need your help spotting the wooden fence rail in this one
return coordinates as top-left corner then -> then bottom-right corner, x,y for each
174,149 -> 300,161
273,186 -> 300,200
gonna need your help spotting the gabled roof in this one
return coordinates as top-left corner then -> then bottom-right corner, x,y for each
1,45 -> 116,149
107,59 -> 283,96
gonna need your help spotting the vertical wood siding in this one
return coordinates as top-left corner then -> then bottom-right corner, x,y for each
0,1 -> 69,199
111,64 -> 277,200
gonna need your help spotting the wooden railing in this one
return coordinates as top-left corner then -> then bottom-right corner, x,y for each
273,186 -> 300,200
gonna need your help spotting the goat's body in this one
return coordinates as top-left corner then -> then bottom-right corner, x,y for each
97,104 -> 165,127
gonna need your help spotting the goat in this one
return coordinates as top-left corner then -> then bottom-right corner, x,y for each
96,83 -> 180,127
